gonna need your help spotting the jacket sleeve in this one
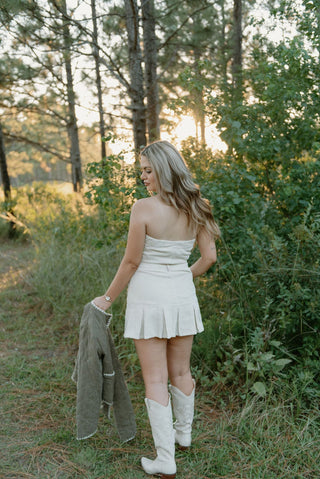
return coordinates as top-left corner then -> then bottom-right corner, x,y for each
74,303 -> 104,440
107,329 -> 137,442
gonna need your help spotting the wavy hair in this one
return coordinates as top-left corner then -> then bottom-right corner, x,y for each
141,140 -> 220,239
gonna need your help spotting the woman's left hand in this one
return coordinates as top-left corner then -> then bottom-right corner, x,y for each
93,296 -> 111,311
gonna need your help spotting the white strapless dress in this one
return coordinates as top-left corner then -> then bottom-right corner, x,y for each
124,235 -> 204,339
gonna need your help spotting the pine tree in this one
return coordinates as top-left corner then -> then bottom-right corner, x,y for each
124,0 -> 147,159
142,0 -> 160,142
0,0 -> 83,190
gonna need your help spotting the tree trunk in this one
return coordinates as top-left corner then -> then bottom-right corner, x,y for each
317,4 -> 320,61
193,46 -> 206,146
124,0 -> 146,162
232,0 -> 243,102
91,0 -> 107,162
189,8 -> 206,147
61,0 -> 82,192
0,124 -> 15,237
220,0 -> 228,87
142,0 -> 160,142
0,125 -> 11,202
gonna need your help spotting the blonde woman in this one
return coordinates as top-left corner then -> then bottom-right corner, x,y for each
94,140 -> 220,478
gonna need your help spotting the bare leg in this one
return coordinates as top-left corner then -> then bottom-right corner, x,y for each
167,335 -> 195,449
167,335 -> 194,395
134,337 -> 169,406
135,338 -> 176,476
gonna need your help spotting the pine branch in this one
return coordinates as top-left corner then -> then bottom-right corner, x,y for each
3,131 -> 70,163
158,5 -> 211,51
50,0 -> 131,91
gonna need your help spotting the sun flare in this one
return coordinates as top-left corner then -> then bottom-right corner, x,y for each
162,114 -> 228,153
109,114 -> 227,163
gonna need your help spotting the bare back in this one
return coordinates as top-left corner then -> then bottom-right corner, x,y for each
144,196 -> 196,241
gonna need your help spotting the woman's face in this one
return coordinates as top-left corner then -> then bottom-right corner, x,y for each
140,155 -> 158,193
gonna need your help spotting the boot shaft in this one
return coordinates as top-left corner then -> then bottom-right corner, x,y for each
169,380 -> 195,448
142,396 -> 176,476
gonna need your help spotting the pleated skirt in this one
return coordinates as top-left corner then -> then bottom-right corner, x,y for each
124,262 -> 204,339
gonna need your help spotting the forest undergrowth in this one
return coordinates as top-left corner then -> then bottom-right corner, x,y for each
1,179 -> 320,478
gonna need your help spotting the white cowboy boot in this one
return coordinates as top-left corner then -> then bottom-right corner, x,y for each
169,380 -> 195,449
141,397 -> 176,478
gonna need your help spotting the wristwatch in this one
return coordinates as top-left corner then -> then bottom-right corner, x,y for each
104,295 -> 112,303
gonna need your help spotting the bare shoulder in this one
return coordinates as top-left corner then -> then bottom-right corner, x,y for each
132,197 -> 157,212
131,197 -> 157,218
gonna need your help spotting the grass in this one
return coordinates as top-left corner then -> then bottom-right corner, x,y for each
1,237 -> 320,479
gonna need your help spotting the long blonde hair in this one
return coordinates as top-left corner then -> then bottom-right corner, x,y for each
141,140 -> 220,239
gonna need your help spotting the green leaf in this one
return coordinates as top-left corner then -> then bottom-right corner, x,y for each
247,361 -> 258,371
260,352 -> 275,362
274,358 -> 292,370
270,340 -> 281,348
252,382 -> 267,397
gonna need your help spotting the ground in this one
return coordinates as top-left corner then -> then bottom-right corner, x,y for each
0,239 -> 319,479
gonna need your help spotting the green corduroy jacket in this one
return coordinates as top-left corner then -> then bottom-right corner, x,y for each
72,301 -> 136,442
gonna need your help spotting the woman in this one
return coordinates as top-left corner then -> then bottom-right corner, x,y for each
93,140 -> 220,478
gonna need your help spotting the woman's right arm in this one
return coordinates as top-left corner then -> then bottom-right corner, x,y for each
93,200 -> 147,310
190,228 -> 217,278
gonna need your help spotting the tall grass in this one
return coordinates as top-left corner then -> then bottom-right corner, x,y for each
4,181 -> 320,401
1,182 -> 320,478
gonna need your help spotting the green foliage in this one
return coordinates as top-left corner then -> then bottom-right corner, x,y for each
85,149 -> 147,242
272,156 -> 320,233
257,211 -> 320,357
7,183 -> 124,322
180,14 -> 320,399
209,35 -> 320,184
182,139 -> 320,402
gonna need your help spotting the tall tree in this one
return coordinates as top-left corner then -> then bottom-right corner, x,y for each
142,0 -> 160,142
0,125 -> 11,204
219,0 -> 229,87
59,0 -> 83,191
232,0 -> 243,102
91,0 -> 107,162
124,0 -> 146,159
157,0 -> 224,142
189,10 -> 209,145
0,0 -> 84,191
0,123 -> 15,237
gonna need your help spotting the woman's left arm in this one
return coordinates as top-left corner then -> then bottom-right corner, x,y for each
190,227 -> 217,278
93,200 -> 147,310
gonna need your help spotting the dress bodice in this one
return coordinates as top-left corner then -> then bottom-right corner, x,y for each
140,234 -> 195,265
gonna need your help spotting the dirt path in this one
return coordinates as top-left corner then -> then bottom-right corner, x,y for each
0,240 -> 79,479
0,240 -> 36,356
0,240 -> 33,293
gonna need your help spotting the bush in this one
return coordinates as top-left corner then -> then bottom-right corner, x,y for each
182,140 -> 320,402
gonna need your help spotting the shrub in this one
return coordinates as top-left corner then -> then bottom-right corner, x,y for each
182,140 -> 320,402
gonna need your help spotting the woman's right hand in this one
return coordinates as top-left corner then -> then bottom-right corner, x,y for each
92,296 -> 112,311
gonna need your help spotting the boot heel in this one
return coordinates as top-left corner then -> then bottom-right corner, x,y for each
177,444 -> 189,451
160,474 -> 176,479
